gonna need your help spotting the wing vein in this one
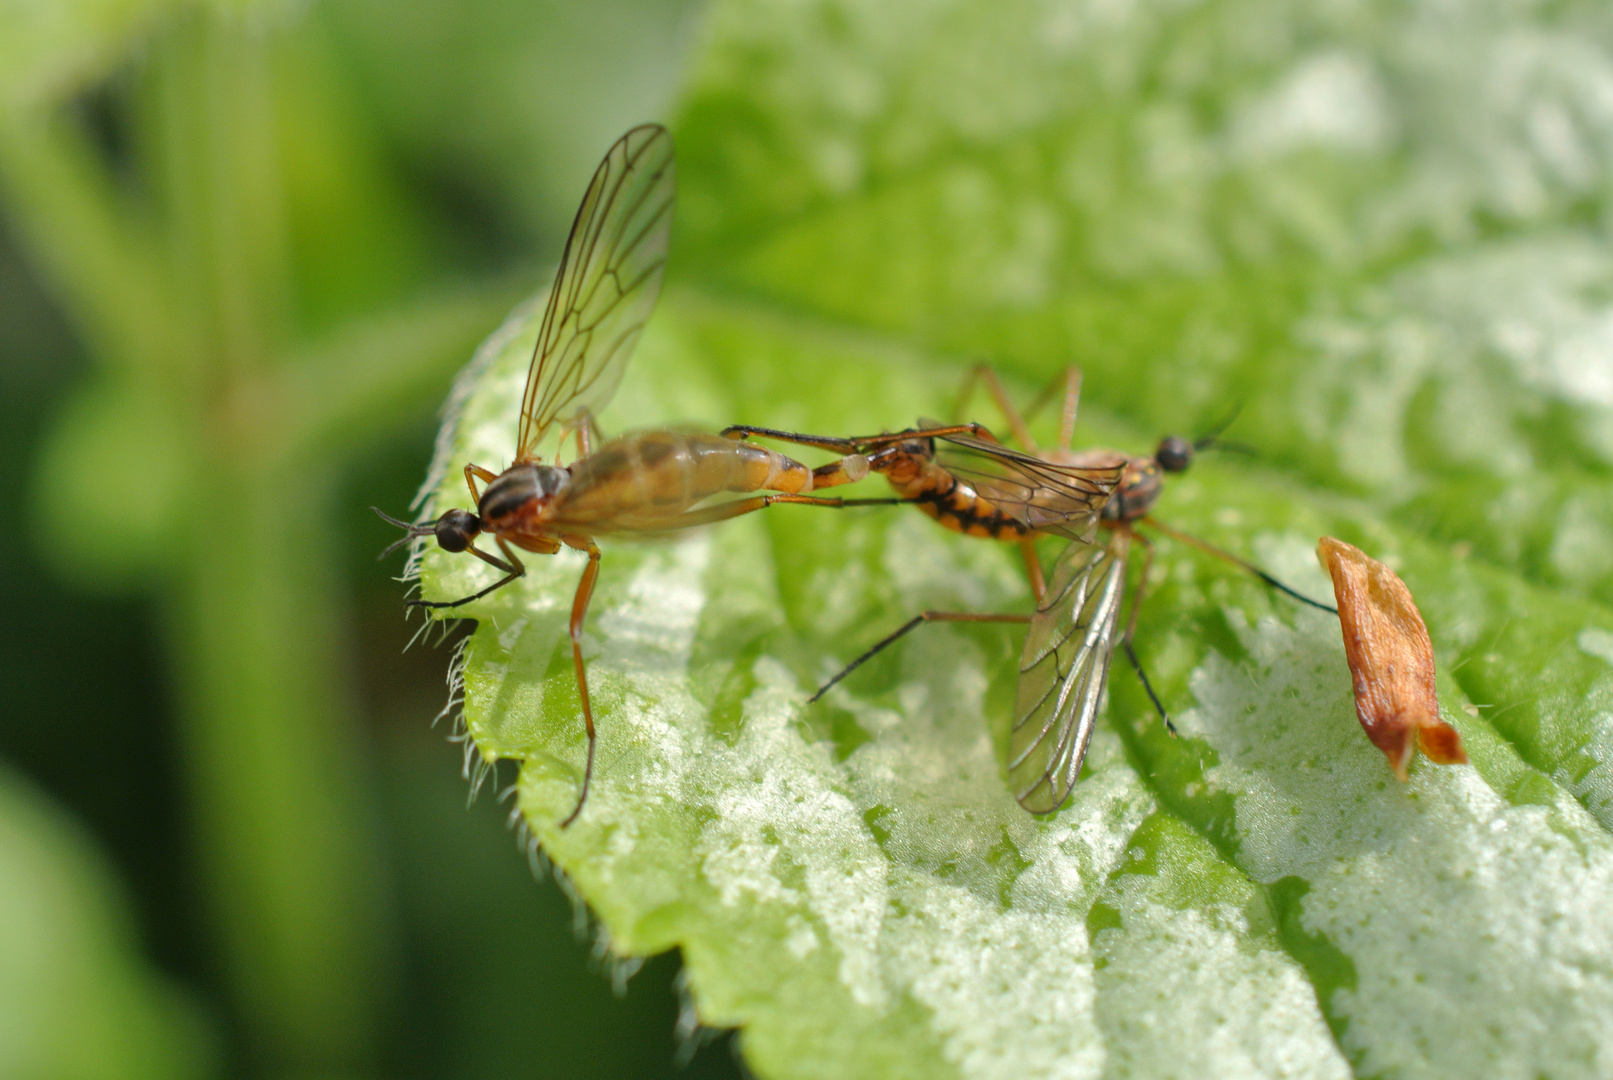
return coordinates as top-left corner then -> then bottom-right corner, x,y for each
514,125 -> 676,462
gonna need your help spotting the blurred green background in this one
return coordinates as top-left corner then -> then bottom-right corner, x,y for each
0,0 -> 748,1077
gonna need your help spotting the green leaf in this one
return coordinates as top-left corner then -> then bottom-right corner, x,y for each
415,0 -> 1613,1075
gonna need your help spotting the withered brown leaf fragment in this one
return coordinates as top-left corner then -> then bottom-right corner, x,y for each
1316,537 -> 1468,780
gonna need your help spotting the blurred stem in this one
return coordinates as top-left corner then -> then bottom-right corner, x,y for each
0,106 -> 183,378
0,7 -> 515,1079
170,463 -> 386,1078
149,10 -> 291,386
267,279 -> 525,462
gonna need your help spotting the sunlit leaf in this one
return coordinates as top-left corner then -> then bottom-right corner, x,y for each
415,0 -> 1613,1075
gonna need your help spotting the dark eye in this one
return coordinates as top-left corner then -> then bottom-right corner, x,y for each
1156,435 -> 1193,473
434,509 -> 481,553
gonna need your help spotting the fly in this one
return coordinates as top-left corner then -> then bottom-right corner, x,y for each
727,367 -> 1335,813
376,125 -> 874,826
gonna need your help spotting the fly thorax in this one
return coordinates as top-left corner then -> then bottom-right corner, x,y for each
868,439 -> 934,492
1105,456 -> 1162,521
478,463 -> 571,527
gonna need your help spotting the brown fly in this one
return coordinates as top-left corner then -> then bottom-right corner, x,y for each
728,367 -> 1335,813
376,125 -> 875,826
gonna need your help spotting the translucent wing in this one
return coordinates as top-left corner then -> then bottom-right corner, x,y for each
515,124 -> 676,461
925,423 -> 1122,542
1010,534 -> 1128,813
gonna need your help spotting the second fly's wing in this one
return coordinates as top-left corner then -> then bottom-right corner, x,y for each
929,425 -> 1122,542
1010,534 -> 1128,813
515,124 -> 676,462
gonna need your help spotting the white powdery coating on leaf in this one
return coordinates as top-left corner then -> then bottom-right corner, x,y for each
595,540 -> 709,670
697,657 -> 891,1008
841,627 -> 1155,1079
1296,237 -> 1613,500
1182,611 -> 1613,1079
1094,896 -> 1351,1080
587,539 -> 715,818
877,753 -> 1152,1080
882,886 -> 1104,1080
1229,51 -> 1393,161
571,511 -> 1162,1074
1579,627 -> 1613,668
1562,629 -> 1613,826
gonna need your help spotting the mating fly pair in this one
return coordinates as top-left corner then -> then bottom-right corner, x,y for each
381,123 -> 1334,825
727,368 -> 1336,812
376,125 -> 884,827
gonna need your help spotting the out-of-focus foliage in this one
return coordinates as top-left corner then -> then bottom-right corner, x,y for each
325,0 -> 696,247
416,0 -> 1613,1077
0,765 -> 209,1080
0,0 -> 731,1078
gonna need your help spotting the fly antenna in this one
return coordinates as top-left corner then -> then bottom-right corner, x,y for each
1193,404 -> 1244,451
372,506 -> 434,559
1205,439 -> 1260,458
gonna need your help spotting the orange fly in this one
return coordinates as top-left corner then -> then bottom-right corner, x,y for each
377,125 -> 875,826
728,367 -> 1335,812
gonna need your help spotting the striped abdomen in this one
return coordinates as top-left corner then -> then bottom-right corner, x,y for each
875,450 -> 1029,541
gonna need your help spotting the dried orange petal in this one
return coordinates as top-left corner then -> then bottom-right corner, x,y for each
1316,537 -> 1467,780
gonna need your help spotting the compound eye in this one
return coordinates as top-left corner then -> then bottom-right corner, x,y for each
434,509 -> 480,553
1156,435 -> 1193,473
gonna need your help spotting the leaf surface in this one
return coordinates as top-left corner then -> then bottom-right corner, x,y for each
416,1 -> 1613,1076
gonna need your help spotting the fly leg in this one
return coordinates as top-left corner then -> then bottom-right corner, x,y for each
721,425 -> 859,453
1140,517 -> 1338,614
1052,367 -> 1083,454
1019,536 -> 1047,604
575,407 -> 605,457
1016,367 -> 1085,452
955,366 -> 1085,453
1119,529 -> 1175,735
954,364 -> 1046,453
465,463 -> 498,503
408,536 -> 539,610
556,409 -> 603,465
810,611 -> 1031,703
559,543 -> 603,829
723,422 -> 1000,453
640,492 -> 911,533
720,426 -> 878,492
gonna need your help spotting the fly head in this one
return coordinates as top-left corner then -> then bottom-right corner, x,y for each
1155,435 -> 1194,473
433,508 -> 482,553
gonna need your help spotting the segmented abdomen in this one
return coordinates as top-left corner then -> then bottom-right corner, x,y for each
883,458 -> 1029,541
549,431 -> 812,532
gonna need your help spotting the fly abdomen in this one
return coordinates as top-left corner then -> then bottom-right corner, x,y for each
728,439 -> 815,493
913,475 -> 1028,541
550,431 -> 826,533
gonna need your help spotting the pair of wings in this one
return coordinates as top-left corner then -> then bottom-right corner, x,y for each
512,124 -> 1123,813
514,124 -> 676,463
